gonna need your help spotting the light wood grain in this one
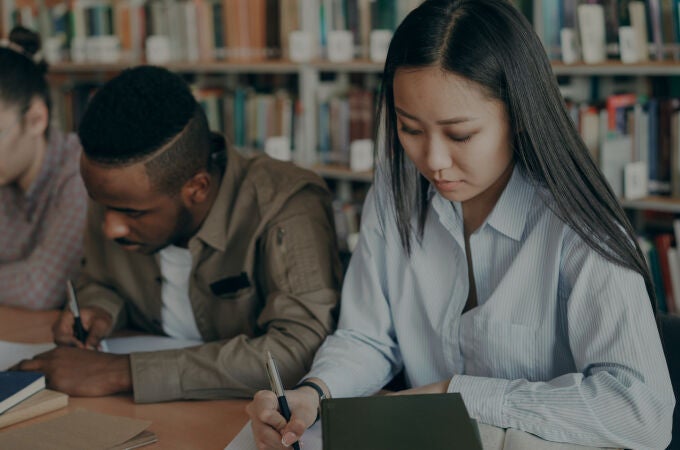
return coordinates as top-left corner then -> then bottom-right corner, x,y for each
0,306 -> 249,449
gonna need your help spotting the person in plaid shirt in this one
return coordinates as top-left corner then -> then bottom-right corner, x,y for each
0,27 -> 87,310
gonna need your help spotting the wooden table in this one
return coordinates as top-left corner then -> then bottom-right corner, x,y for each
0,306 -> 250,450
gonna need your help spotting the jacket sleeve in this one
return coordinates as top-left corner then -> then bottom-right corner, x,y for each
129,185 -> 342,403
0,174 -> 87,310
75,201 -> 128,330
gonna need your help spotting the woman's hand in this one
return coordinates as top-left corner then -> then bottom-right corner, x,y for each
246,387 -> 319,449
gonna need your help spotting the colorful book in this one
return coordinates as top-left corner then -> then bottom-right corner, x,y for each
654,233 -> 675,313
647,244 -> 669,313
0,371 -> 45,415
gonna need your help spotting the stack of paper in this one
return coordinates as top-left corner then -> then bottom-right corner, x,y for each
0,409 -> 157,449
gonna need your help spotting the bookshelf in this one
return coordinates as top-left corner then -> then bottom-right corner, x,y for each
0,0 -> 400,255
534,0 -> 680,317
5,0 -> 680,274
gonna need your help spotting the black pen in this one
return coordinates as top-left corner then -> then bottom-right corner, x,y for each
66,280 -> 88,345
265,350 -> 301,450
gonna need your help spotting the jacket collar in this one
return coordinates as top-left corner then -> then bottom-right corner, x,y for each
193,144 -> 246,252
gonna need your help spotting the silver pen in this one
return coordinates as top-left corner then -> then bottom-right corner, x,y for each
66,280 -> 88,344
265,350 -> 301,450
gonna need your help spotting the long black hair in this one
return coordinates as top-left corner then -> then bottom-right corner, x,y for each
376,0 -> 657,312
0,26 -> 51,125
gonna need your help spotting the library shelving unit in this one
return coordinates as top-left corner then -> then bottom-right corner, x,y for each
565,64 -> 680,211
7,0 -> 680,250
548,60 -> 680,217
536,0 -> 680,321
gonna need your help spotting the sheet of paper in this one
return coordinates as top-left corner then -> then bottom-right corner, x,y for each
225,421 -> 322,450
0,341 -> 55,370
0,408 -> 153,450
0,335 -> 202,369
100,335 -> 202,354
502,429 -> 619,450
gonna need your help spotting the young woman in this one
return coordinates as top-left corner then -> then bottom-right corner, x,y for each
246,0 -> 673,448
0,27 -> 86,309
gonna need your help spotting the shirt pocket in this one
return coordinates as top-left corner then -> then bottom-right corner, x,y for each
211,285 -> 258,338
463,315 -> 538,380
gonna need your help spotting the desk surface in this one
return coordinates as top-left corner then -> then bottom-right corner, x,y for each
0,306 -> 249,450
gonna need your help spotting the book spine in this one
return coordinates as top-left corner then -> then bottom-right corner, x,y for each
647,0 -> 664,59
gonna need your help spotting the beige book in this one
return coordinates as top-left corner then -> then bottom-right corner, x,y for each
0,389 -> 68,429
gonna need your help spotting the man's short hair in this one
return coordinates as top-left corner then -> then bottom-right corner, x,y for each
78,65 -> 214,194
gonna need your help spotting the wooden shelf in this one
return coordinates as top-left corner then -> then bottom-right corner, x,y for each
551,61 -> 680,76
311,164 -> 373,182
310,59 -> 384,73
48,59 -> 386,74
620,196 -> 680,213
48,60 -> 301,74
46,59 -> 680,77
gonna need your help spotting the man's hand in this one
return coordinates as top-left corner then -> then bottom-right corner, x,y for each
52,306 -> 113,349
14,347 -> 132,397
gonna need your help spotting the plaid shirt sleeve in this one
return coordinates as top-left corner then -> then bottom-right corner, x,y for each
0,173 -> 87,310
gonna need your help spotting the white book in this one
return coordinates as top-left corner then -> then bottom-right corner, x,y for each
183,1 -> 199,62
600,136 -> 633,197
633,102 -> 649,165
673,219 -> 680,253
577,3 -> 606,64
629,1 -> 650,62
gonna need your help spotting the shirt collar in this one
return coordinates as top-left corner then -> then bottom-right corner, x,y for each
431,166 -> 535,242
481,166 -> 535,241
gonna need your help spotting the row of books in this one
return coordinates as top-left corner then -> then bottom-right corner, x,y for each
317,81 -> 374,166
52,80 -> 302,151
541,0 -> 680,63
0,0 -> 419,63
565,92 -> 680,198
52,78 -> 375,168
3,0 -> 285,62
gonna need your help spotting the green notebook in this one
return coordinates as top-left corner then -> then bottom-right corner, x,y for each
321,393 -> 483,450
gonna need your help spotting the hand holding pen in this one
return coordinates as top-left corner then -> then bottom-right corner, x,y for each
66,279 -> 89,345
265,351 -> 301,450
